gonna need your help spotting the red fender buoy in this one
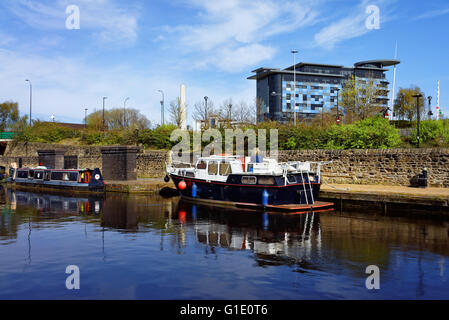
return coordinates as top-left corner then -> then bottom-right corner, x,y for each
178,181 -> 187,190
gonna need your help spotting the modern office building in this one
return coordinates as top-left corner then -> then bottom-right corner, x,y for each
248,59 -> 400,123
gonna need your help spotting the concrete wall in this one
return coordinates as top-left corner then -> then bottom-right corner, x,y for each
1,142 -> 449,187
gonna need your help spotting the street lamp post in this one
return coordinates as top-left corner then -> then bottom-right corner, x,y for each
25,79 -> 32,126
102,97 -> 107,133
204,96 -> 209,126
292,50 -> 298,126
123,97 -> 130,128
84,108 -> 88,129
158,90 -> 165,126
428,96 -> 433,120
413,93 -> 423,148
336,88 -> 341,125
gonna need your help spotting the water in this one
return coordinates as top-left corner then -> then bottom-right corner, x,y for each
0,187 -> 448,300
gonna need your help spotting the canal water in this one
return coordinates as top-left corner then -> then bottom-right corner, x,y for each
0,187 -> 448,300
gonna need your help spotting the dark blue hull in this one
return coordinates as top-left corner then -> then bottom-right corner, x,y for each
171,174 -> 321,206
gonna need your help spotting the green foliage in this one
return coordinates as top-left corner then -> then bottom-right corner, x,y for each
138,124 -> 178,149
0,101 -> 27,132
409,120 -> 449,147
15,121 -> 78,143
276,116 -> 401,150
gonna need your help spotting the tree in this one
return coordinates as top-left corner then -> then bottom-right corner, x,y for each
232,100 -> 256,124
87,108 -> 151,131
393,87 -> 427,122
192,99 -> 215,122
340,75 -> 384,123
168,97 -> 186,127
0,101 -> 22,131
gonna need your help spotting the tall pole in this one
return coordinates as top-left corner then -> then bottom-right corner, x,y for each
413,94 -> 422,148
437,80 -> 440,120
204,96 -> 209,126
336,88 -> 340,125
158,90 -> 164,126
102,97 -> 107,133
428,96 -> 433,120
84,108 -> 88,128
25,79 -> 32,126
292,50 -> 298,126
123,97 -> 130,127
390,42 -> 398,120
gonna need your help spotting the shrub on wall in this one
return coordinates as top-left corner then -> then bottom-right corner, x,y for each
409,120 -> 449,147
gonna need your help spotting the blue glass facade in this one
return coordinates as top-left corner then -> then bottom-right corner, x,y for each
249,60 -> 398,123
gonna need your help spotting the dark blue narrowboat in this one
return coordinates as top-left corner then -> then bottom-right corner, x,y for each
7,167 -> 105,194
166,155 -> 333,212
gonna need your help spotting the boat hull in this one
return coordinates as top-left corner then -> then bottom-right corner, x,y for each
170,174 -> 321,206
6,180 -> 105,195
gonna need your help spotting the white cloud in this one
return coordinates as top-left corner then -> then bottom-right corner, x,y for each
0,48 -> 255,126
162,0 -> 319,72
414,7 -> 449,21
313,0 -> 394,49
3,0 -> 139,46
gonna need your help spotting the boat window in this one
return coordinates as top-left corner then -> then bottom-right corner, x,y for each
34,171 -> 44,180
17,171 -> 28,179
287,175 -> 297,184
28,170 -> 34,178
51,172 -> 63,180
208,161 -> 218,175
258,176 -> 275,185
219,162 -> 231,176
196,161 -> 207,170
185,172 -> 195,178
45,171 -> 51,181
69,172 -> 78,181
242,176 -> 257,185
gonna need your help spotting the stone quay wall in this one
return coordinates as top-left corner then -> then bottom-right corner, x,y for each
0,142 -> 168,179
1,142 -> 448,187
278,149 -> 449,187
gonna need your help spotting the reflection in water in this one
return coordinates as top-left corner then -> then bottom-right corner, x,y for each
0,187 -> 448,299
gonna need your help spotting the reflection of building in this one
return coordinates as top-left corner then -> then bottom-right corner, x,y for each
248,60 -> 400,123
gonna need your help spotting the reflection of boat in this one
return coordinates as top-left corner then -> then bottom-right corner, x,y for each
166,155 -> 333,212
7,167 -> 105,194
7,189 -> 104,215
176,200 -> 323,266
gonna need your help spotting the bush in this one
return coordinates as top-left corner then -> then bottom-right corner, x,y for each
409,120 -> 449,147
15,122 -> 78,143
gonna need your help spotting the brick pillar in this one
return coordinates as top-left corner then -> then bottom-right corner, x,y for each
101,146 -> 140,181
37,149 -> 66,169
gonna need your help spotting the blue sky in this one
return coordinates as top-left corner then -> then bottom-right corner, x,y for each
0,0 -> 448,126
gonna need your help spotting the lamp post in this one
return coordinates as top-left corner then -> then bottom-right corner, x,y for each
123,97 -> 130,127
102,97 -> 107,133
158,90 -> 165,126
413,93 -> 423,148
428,96 -> 433,120
292,50 -> 298,126
25,79 -> 32,126
84,108 -> 88,129
336,88 -> 341,125
204,96 -> 209,126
